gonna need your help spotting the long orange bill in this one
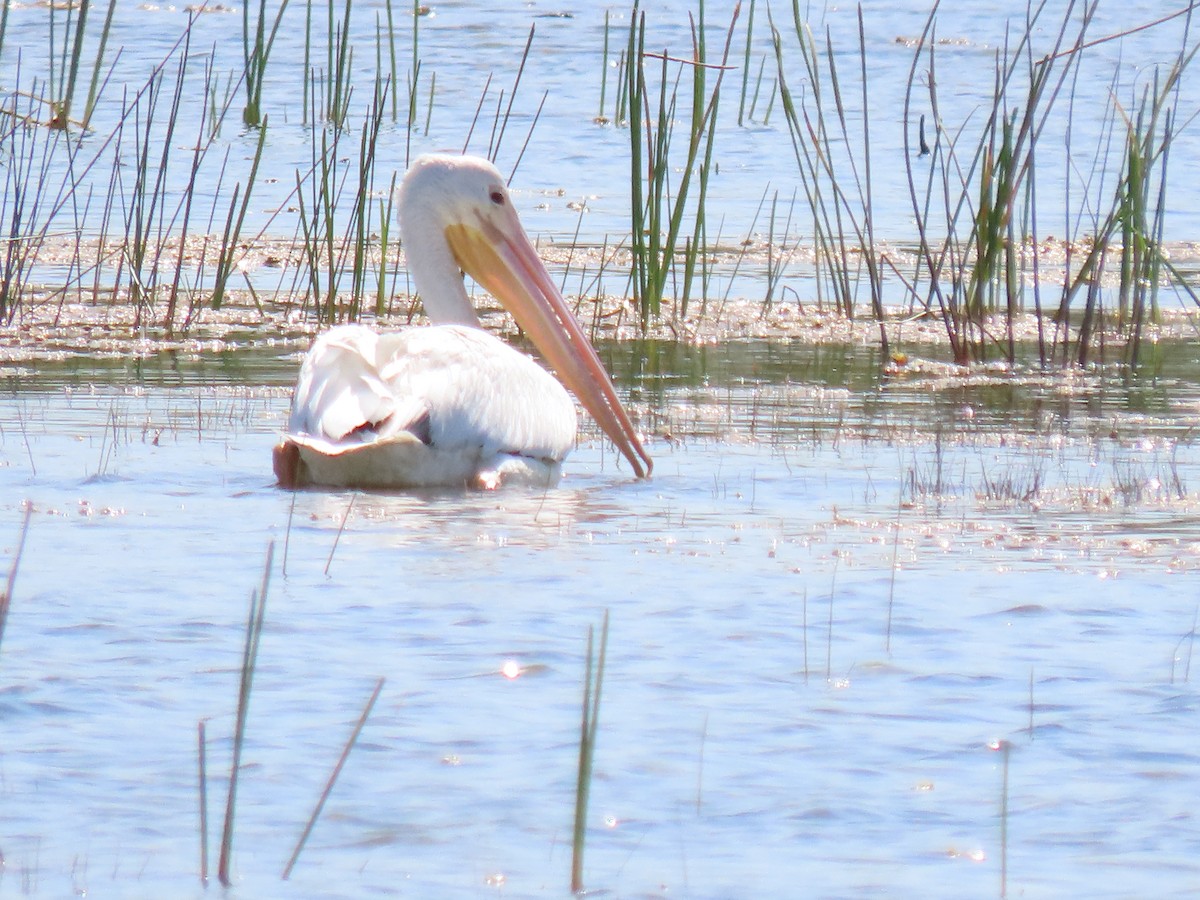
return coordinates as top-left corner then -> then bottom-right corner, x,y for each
446,220 -> 653,478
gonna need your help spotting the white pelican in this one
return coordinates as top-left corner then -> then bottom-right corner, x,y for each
273,153 -> 653,490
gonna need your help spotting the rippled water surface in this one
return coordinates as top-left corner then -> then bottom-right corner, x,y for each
5,0 -> 1200,896
3,342 -> 1200,898
3,0 -> 1200,245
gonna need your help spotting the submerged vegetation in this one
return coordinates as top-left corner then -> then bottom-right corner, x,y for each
0,0 -> 1198,368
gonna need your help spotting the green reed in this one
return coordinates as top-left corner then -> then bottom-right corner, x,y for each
0,0 -> 9,62
0,10 -> 258,330
613,46 -> 629,125
409,0 -> 421,127
217,542 -> 274,888
901,0 -> 1069,364
47,0 -> 85,129
375,171 -> 398,315
242,0 -> 292,127
0,2 -> 456,328
734,0 -> 1200,369
761,187 -> 798,314
998,739 -> 1011,897
626,0 -> 739,326
2,0 -> 1197,373
211,118 -> 268,311
0,93 -> 54,322
197,718 -> 210,884
121,44 -> 197,325
283,677 -> 385,879
903,1 -> 1200,367
385,0 -> 399,121
737,0 -> 754,126
166,53 -> 225,331
332,0 -> 355,128
81,0 -> 118,131
597,10 -> 611,123
571,610 -> 609,895
0,506 -> 32,661
291,69 -> 389,322
774,3 -> 886,350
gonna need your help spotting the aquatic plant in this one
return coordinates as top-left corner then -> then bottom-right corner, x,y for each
242,0 -> 292,127
217,542 -> 274,887
282,677 -> 385,879
0,0 -> 1196,375
996,738 -> 1011,897
0,507 -> 32,660
197,719 -> 210,884
210,118 -> 269,312
904,1 -> 1196,367
290,75 -> 389,323
779,3 -> 886,337
625,0 -> 740,325
571,610 -> 609,894
762,0 -> 1199,371
79,0 -> 119,131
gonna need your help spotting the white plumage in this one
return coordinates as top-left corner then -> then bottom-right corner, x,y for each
274,154 -> 652,490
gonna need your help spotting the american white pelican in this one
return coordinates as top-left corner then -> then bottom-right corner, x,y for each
273,153 -> 653,490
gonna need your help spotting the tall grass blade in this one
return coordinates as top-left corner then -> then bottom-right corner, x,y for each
81,0 -> 118,131
325,493 -> 357,575
0,0 -> 10,61
198,718 -> 210,885
242,0 -> 292,127
211,117 -> 268,309
282,677 -> 385,879
490,23 -> 536,164
0,505 -> 33,659
628,1 -> 739,325
998,739 -> 1011,897
737,0 -> 754,125
217,541 -> 275,888
51,0 -> 90,130
570,609 -> 609,895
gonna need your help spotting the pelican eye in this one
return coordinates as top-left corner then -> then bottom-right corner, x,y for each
489,189 -> 506,206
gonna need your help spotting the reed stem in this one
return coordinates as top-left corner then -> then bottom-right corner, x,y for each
570,609 -> 609,894
282,677 -> 385,879
0,505 -> 33,660
198,718 -> 210,885
217,542 -> 274,888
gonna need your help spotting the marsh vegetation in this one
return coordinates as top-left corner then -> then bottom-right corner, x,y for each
3,1 -> 1200,896
0,0 -> 1197,366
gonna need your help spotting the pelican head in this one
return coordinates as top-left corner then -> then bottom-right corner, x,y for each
398,153 -> 652,479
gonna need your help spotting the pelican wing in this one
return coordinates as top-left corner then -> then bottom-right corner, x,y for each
373,325 -> 577,458
287,325 -> 408,441
277,323 -> 578,488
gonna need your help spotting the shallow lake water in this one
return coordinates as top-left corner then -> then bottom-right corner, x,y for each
3,342 -> 1200,898
4,0 -> 1200,252
4,0 -> 1200,896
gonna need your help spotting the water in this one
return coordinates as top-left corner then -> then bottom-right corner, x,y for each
4,1 -> 1200,896
3,343 -> 1200,897
3,0 -> 1200,256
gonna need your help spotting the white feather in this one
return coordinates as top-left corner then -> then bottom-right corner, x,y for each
279,323 -> 578,489
274,153 -> 650,490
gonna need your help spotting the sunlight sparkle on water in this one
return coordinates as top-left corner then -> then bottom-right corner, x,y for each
501,659 -> 521,679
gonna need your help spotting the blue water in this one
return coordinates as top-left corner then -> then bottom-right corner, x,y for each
2,343 -> 1200,896
4,1 -> 1200,895
1,0 -> 1198,256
